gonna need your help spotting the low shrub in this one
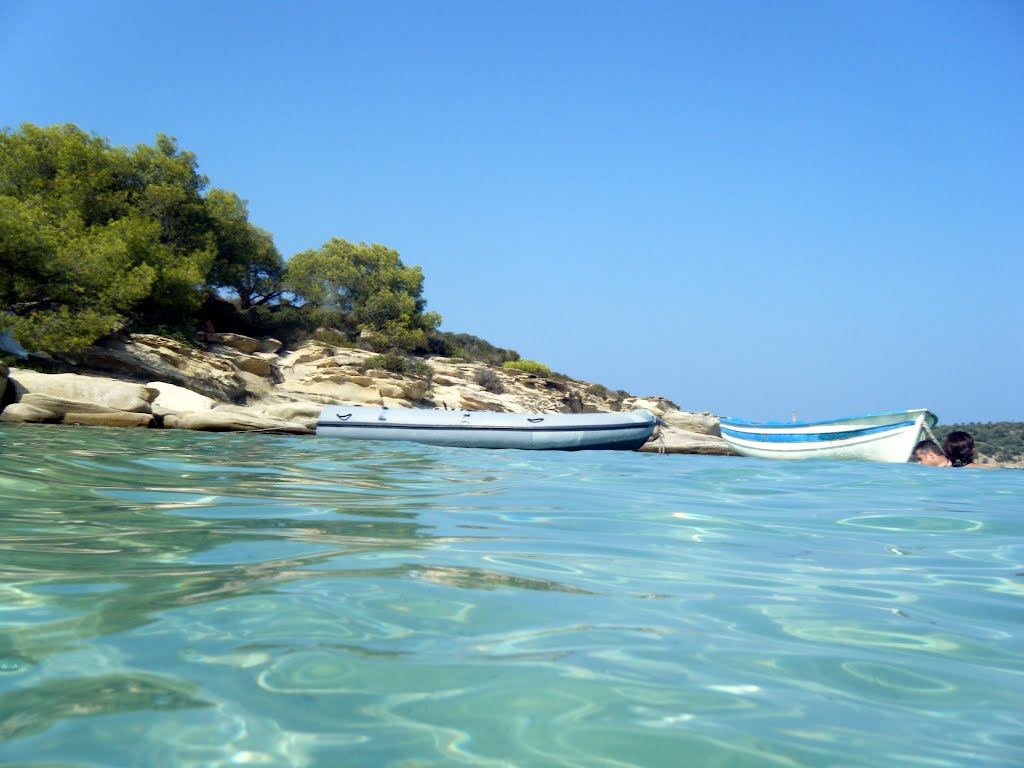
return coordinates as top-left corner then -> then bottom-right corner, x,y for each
475,368 -> 505,394
585,383 -> 631,403
361,351 -> 434,380
502,359 -> 551,378
430,332 -> 519,366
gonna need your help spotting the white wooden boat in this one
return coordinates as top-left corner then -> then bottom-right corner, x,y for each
718,409 -> 937,463
316,405 -> 658,451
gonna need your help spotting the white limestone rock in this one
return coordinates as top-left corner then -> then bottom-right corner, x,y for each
657,409 -> 720,436
69,335 -> 248,401
0,402 -> 60,423
208,332 -> 262,354
20,393 -> 124,416
257,402 -> 324,431
63,412 -> 155,428
277,343 -> 336,367
9,370 -> 156,412
376,381 -> 405,400
169,409 -> 313,434
458,391 -> 509,412
231,354 -> 274,377
263,401 -> 323,419
259,337 -> 283,353
148,382 -> 215,413
637,427 -> 734,455
278,373 -> 383,406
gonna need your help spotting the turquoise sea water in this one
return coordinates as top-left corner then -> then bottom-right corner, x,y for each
0,423 -> 1021,767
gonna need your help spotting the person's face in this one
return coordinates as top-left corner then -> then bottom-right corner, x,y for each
916,449 -> 946,466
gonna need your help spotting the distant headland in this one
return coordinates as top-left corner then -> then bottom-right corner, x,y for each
0,330 -> 730,456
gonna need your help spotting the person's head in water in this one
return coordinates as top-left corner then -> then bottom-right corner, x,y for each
943,431 -> 976,467
913,439 -> 949,466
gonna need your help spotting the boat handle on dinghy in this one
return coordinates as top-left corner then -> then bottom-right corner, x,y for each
528,417 -> 544,423
335,413 -> 353,421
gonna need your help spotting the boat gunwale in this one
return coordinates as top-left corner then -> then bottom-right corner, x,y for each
718,408 -> 936,430
315,420 -> 655,435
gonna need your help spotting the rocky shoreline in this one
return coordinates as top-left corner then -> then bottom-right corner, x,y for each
0,332 -> 734,456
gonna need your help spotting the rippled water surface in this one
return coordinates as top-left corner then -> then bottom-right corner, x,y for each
1,423 -> 1022,767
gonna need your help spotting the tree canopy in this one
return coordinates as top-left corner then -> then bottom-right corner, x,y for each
204,188 -> 283,309
285,238 -> 440,351
1,122 -> 445,357
0,124 -> 285,351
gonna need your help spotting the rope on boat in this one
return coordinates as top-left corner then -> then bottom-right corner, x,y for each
649,418 -> 666,455
921,420 -> 944,454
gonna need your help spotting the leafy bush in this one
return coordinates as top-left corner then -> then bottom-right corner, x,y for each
360,351 -> 434,380
474,368 -> 505,394
587,385 -> 630,399
502,359 -> 551,378
363,320 -> 430,353
431,332 -> 519,365
3,306 -> 124,355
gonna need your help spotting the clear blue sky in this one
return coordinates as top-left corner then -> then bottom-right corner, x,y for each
3,0 -> 1022,424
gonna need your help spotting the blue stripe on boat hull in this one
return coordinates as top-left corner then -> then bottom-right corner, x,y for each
315,423 -> 653,451
314,421 -> 648,434
719,421 -> 915,444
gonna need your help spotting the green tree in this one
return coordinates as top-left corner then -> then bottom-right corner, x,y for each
204,189 -> 284,308
285,238 -> 441,351
0,124 -> 220,351
108,133 -> 215,325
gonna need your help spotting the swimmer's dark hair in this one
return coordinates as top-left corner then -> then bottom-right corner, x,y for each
943,431 -> 975,468
913,439 -> 943,457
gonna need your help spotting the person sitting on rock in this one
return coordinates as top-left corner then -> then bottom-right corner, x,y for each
196,319 -> 215,344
